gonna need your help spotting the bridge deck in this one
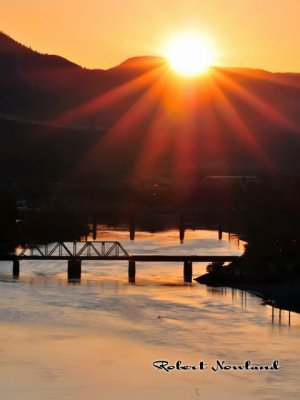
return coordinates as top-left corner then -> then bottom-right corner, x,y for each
0,241 -> 240,262
0,241 -> 240,282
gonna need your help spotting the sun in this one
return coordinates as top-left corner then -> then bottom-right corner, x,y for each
165,34 -> 215,76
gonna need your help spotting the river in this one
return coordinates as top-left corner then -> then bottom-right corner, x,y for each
0,227 -> 299,399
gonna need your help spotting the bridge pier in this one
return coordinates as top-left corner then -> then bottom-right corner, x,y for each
130,212 -> 135,241
184,260 -> 192,283
128,260 -> 136,283
179,213 -> 185,244
92,221 -> 97,240
13,260 -> 20,277
218,217 -> 223,240
68,259 -> 81,280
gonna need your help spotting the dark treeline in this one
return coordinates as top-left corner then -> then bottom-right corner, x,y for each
197,176 -> 300,287
1,172 -> 299,246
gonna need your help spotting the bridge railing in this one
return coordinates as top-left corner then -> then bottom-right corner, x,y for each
17,241 -> 130,258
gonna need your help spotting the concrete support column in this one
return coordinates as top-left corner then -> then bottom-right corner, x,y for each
179,213 -> 185,244
218,217 -> 223,240
130,213 -> 135,241
218,229 -> 223,240
92,222 -> 97,240
184,260 -> 192,283
128,260 -> 136,283
68,259 -> 81,280
13,259 -> 20,277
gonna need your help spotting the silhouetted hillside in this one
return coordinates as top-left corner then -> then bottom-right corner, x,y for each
0,32 -> 164,122
0,32 -> 300,178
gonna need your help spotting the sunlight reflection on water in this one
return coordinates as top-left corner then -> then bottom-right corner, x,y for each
0,229 -> 299,399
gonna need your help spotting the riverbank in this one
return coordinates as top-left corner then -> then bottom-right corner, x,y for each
196,277 -> 300,314
196,252 -> 300,313
230,280 -> 300,313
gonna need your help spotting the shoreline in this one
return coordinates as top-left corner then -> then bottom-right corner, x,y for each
206,280 -> 300,314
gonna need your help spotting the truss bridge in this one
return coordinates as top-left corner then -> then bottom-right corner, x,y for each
0,241 -> 239,283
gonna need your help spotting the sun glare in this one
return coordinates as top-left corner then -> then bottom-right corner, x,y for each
166,34 -> 215,76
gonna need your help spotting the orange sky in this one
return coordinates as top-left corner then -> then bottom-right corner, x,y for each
1,0 -> 299,72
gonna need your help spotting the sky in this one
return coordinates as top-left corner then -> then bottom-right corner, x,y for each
0,0 -> 300,72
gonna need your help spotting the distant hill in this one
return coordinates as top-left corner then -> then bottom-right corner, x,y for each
0,32 -> 300,178
0,32 -> 165,124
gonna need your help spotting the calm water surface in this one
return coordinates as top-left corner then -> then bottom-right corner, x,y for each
0,228 -> 299,400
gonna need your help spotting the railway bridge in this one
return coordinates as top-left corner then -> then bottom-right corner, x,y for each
0,241 -> 239,283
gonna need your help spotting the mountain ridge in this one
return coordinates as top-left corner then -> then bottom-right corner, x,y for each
0,32 -> 300,177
